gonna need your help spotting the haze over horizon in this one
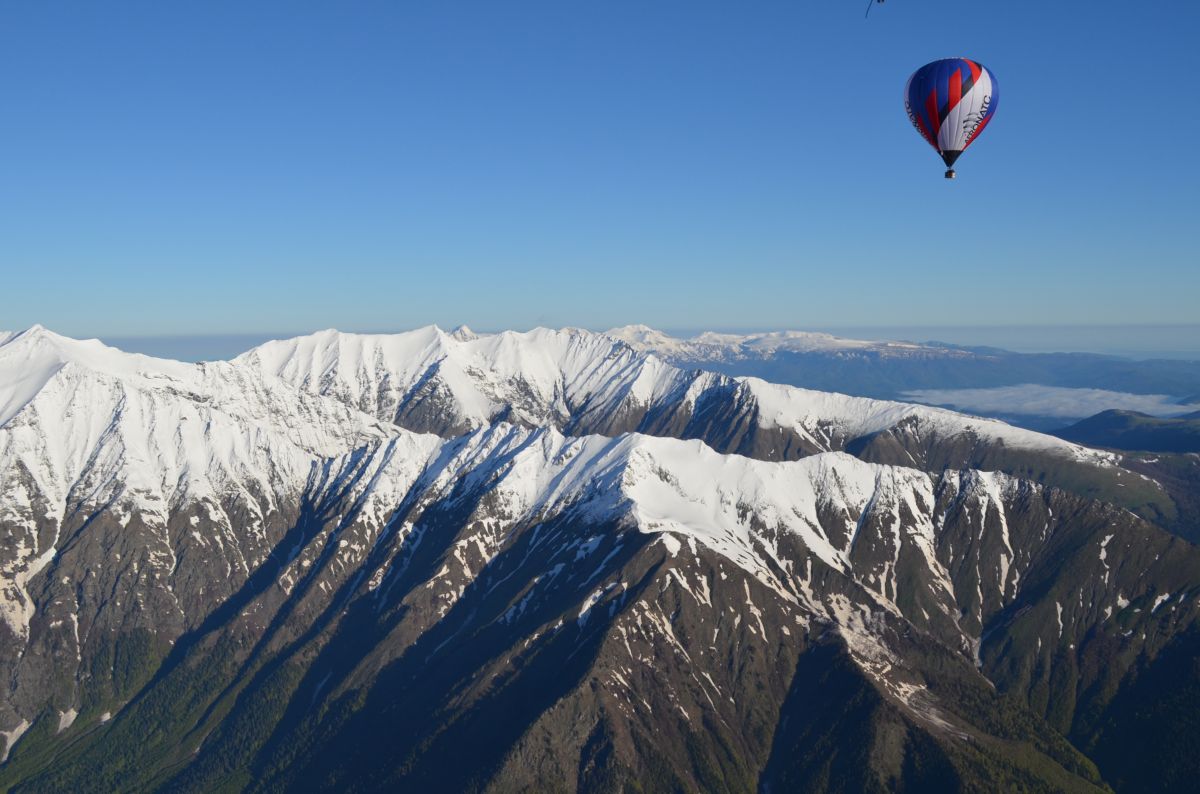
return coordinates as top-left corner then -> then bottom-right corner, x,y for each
4,321 -> 1196,364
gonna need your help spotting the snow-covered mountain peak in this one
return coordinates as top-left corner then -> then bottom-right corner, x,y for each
0,325 -> 197,428
0,328 -> 408,640
235,326 -> 683,434
606,324 -> 681,351
696,329 -> 876,353
314,420 -> 870,597
607,324 -> 964,362
233,325 -> 1121,477
0,323 -> 193,374
322,420 -> 977,613
737,376 -> 1118,465
3,325 -> 1122,488
0,326 -> 398,535
3,327 -> 1190,790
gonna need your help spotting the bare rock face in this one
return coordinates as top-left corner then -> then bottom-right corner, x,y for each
0,326 -> 1196,792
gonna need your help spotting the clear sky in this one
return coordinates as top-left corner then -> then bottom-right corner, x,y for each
1,0 -> 1197,338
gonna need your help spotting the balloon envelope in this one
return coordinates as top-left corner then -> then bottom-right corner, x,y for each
905,58 -> 998,169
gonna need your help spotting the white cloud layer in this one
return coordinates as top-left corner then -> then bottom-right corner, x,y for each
903,384 -> 1199,420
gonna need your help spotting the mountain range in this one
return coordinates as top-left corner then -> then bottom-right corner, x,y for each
1054,410 -> 1200,454
605,325 -> 1200,431
1,324 -> 1198,792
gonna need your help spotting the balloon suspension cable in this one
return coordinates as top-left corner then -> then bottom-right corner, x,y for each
865,0 -> 874,18
945,169 -> 957,179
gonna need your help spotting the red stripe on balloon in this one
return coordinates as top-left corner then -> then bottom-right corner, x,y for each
915,114 -> 938,150
925,89 -> 941,146
947,68 -> 963,115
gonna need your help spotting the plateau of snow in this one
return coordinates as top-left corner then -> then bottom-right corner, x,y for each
606,324 -> 962,360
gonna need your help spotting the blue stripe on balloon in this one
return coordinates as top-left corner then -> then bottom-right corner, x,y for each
907,63 -> 939,145
985,65 -> 999,119
936,60 -> 949,135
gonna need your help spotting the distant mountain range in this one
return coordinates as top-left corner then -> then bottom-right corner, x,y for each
1,325 -> 1198,792
1054,410 -> 1200,454
608,325 -> 1200,430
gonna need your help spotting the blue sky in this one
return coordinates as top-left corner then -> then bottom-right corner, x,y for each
1,0 -> 1197,338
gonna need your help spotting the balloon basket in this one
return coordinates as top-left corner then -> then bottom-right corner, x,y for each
944,169 -> 956,179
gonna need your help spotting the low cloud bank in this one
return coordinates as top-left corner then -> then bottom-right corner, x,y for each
903,384 -> 1199,420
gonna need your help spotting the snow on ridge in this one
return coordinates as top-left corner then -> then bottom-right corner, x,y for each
3,326 -> 1116,486
235,325 -> 691,431
614,436 -> 875,577
0,325 -> 1107,671
0,325 -> 1116,521
236,325 -> 1112,468
568,431 -> 962,604
322,423 -> 946,599
0,329 -> 392,508
606,324 -> 948,360
0,327 -> 405,640
0,324 -> 199,428
604,325 -> 688,355
741,377 -> 1116,465
50,326 -> 1118,504
0,327 -> 1144,737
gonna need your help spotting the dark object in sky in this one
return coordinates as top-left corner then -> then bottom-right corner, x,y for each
904,58 -> 999,178
865,0 -> 884,18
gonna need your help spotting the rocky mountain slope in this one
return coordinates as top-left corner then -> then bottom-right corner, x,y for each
1,326 -> 1197,792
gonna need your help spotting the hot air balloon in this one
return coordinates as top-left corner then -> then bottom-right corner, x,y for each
904,58 -> 998,179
